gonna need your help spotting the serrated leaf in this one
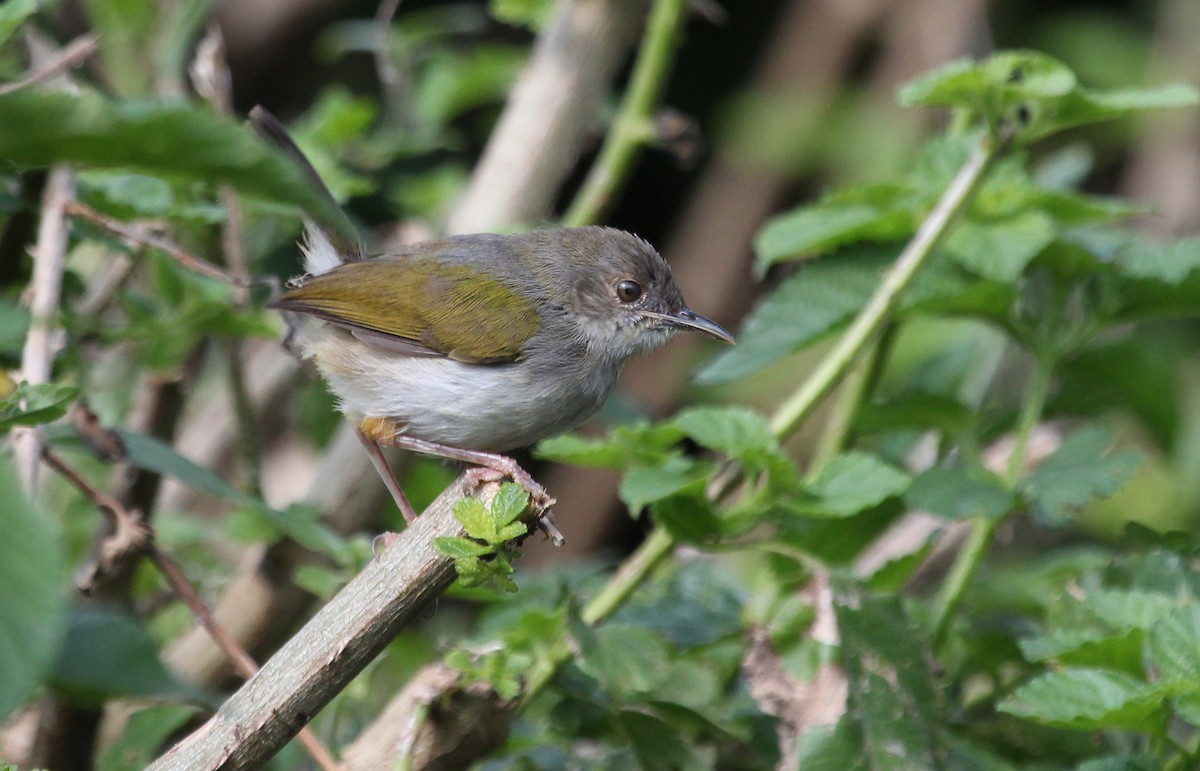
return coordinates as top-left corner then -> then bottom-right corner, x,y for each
452,498 -> 497,541
804,452 -> 911,517
619,456 -> 709,514
491,483 -> 529,526
905,464 -> 1013,520
1023,427 -> 1141,525
755,189 -> 915,267
433,536 -> 494,559
837,590 -> 941,769
0,459 -> 67,721
1018,628 -> 1145,678
673,405 -> 777,460
494,522 -> 528,542
1147,606 -> 1200,686
697,247 -> 886,385
575,624 -> 671,697
535,421 -> 684,469
1000,669 -> 1165,732
944,211 -> 1055,282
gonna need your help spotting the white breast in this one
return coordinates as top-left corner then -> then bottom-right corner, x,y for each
299,323 -> 617,452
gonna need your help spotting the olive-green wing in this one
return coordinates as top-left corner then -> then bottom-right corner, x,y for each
271,258 -> 540,363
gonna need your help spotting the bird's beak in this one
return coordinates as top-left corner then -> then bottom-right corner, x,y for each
643,309 -> 735,344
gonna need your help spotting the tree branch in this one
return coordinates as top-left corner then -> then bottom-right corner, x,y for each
149,476 -> 516,771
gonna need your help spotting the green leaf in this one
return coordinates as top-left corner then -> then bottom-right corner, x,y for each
1000,669 -> 1165,732
535,421 -> 684,469
433,536 -> 495,559
491,483 -> 530,527
837,590 -> 942,769
1019,628 -> 1146,678
1022,427 -> 1141,525
1147,606 -> 1200,686
673,406 -> 777,460
0,0 -> 37,49
0,91 -> 345,225
619,456 -> 709,514
651,496 -> 721,545
697,246 -> 886,385
755,188 -> 915,267
574,624 -> 671,697
49,608 -> 189,706
617,709 -> 711,771
0,458 -> 67,721
905,464 -> 1013,520
0,301 -> 30,357
899,51 -> 1198,143
0,382 -> 78,430
117,429 -> 256,506
796,719 -> 868,771
98,705 -> 201,771
943,211 -> 1056,282
488,0 -> 553,29
802,452 -> 911,517
1114,238 -> 1200,284
452,498 -> 497,541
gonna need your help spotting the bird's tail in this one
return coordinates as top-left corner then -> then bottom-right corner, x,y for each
247,106 -> 364,275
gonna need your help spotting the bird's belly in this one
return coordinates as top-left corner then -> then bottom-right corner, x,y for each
308,334 -> 613,452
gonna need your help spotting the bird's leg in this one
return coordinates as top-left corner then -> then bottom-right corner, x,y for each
363,420 -> 564,546
356,425 -> 418,524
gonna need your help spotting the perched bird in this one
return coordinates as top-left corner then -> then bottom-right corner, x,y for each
252,107 -> 734,542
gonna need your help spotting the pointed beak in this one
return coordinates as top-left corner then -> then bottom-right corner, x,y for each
644,309 -> 736,344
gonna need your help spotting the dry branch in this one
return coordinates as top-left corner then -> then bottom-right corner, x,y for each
149,476 -> 505,770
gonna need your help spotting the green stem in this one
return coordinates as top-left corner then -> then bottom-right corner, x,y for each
807,325 -> 894,476
768,138 -> 997,441
930,356 -> 1053,648
522,134 -> 998,708
562,0 -> 688,227
521,528 -> 674,706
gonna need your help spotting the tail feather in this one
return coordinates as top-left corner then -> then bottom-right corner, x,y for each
248,105 -> 365,273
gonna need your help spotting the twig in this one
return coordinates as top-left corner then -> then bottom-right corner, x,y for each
0,34 -> 97,96
563,0 -> 689,227
446,0 -> 649,233
374,0 -> 409,128
13,167 -> 75,491
41,446 -> 340,771
65,202 -> 249,288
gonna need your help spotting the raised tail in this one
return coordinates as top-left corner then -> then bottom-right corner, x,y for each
248,106 -> 365,274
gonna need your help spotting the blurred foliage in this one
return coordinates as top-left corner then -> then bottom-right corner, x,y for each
2,1 -> 1200,770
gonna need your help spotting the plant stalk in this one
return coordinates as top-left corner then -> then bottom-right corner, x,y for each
930,355 -> 1053,648
563,0 -> 688,227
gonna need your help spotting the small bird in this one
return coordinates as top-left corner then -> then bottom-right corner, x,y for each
252,108 -> 734,542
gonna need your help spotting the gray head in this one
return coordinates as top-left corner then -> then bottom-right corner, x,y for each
531,227 -> 733,362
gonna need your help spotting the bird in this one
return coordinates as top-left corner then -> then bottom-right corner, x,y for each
251,107 -> 734,544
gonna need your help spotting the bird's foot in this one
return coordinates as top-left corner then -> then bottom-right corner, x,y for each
464,465 -> 564,547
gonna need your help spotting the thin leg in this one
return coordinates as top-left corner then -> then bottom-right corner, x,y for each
356,428 -> 418,525
385,435 -> 556,511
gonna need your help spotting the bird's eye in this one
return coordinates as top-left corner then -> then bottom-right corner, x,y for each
616,279 -> 643,303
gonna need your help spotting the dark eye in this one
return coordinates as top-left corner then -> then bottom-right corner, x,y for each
616,279 -> 643,303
